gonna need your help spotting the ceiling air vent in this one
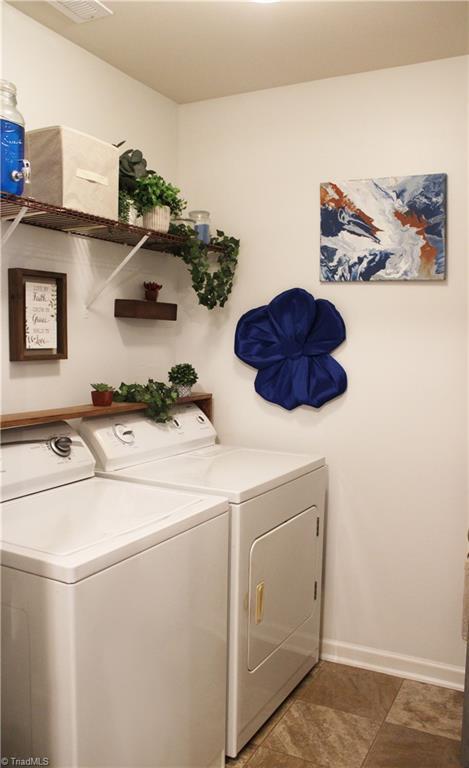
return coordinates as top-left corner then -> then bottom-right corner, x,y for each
48,0 -> 113,24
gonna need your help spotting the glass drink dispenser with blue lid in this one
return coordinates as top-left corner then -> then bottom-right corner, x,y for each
1,80 -> 30,195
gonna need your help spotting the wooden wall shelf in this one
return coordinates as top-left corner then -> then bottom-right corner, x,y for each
0,193 -> 224,254
114,299 -> 177,320
0,393 -> 213,429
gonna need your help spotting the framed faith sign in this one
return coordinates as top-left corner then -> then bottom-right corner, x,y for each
8,268 -> 68,361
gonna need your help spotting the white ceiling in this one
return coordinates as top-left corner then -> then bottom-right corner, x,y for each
8,1 -> 469,103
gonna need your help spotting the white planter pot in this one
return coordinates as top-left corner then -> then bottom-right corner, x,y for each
176,385 -> 192,398
142,205 -> 171,233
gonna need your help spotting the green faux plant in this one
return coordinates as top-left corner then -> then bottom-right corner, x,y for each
113,379 -> 178,423
117,146 -> 154,194
91,383 -> 114,392
168,364 -> 198,388
133,175 -> 186,217
115,143 -> 155,222
169,224 -> 240,309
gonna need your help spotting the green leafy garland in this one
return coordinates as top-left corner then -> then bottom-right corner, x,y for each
170,224 -> 240,309
113,379 -> 178,423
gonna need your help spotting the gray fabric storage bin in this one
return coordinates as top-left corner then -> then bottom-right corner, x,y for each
26,126 -> 119,220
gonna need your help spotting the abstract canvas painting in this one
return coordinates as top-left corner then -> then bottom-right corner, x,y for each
320,174 -> 446,281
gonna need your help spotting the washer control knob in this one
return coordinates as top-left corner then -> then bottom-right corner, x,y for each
172,418 -> 181,429
49,436 -> 72,457
196,415 -> 205,424
113,424 -> 135,444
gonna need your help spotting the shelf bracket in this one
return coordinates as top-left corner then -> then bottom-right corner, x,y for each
1,206 -> 28,246
86,234 -> 149,309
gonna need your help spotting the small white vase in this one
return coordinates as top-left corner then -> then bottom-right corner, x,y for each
142,205 -> 171,233
176,385 -> 192,398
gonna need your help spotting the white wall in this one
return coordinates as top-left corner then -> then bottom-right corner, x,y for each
177,56 -> 469,686
1,4 -> 186,411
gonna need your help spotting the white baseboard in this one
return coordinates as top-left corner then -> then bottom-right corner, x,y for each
320,638 -> 465,691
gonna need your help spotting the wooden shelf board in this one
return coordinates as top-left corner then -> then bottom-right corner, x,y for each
0,393 -> 213,429
0,194 -> 224,254
114,299 -> 177,320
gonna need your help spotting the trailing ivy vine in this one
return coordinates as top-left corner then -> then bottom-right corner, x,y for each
170,224 -> 240,310
113,379 -> 178,423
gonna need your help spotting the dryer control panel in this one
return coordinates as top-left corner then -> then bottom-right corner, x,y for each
80,404 -> 217,472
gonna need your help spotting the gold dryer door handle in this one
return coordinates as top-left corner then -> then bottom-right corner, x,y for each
255,581 -> 265,624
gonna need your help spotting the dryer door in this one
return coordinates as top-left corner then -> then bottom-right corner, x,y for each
247,507 -> 318,671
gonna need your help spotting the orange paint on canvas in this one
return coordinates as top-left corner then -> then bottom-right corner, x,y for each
394,209 -> 437,278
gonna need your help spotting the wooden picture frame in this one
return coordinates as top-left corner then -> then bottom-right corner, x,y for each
8,268 -> 68,361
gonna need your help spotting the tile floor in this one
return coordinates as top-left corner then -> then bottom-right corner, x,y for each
226,661 -> 464,768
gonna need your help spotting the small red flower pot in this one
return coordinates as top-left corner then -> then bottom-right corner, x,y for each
145,289 -> 160,301
91,390 -> 114,406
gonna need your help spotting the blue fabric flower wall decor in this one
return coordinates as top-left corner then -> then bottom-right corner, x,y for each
234,288 -> 347,410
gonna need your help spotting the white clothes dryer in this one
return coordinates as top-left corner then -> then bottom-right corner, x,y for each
1,421 -> 229,768
81,404 -> 327,757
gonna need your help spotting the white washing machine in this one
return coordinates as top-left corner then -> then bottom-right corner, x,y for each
1,421 -> 229,768
80,404 -> 327,757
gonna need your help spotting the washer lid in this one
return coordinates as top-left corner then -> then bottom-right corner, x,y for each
1,477 -> 228,583
103,445 -> 325,503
